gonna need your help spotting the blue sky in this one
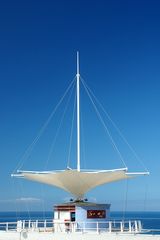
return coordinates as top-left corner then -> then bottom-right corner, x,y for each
0,0 -> 160,212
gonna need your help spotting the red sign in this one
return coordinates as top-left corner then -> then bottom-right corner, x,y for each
87,210 -> 106,219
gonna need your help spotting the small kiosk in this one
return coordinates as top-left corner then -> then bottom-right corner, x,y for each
54,200 -> 110,232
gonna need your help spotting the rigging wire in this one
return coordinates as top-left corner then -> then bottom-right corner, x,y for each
44,79 -> 76,170
122,179 -> 129,220
12,78 -> 76,173
143,176 -> 149,212
40,185 -> 46,220
81,79 -> 149,172
11,178 -> 19,221
67,89 -> 76,169
18,180 -> 31,219
81,78 -> 127,169
81,104 -> 87,170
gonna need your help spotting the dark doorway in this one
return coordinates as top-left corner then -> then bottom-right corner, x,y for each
71,212 -> 75,221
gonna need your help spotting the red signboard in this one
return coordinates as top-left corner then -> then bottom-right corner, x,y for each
87,210 -> 106,219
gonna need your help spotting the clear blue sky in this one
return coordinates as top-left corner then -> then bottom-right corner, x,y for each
0,0 -> 160,212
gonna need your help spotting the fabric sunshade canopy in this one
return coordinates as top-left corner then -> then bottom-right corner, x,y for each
13,168 -> 149,198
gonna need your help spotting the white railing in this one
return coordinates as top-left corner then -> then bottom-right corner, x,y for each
54,220 -> 143,233
0,219 -> 144,234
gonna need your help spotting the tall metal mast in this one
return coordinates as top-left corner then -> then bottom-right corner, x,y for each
76,51 -> 80,172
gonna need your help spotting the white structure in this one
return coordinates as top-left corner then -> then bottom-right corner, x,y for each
1,53 -> 157,240
12,52 -> 149,200
53,201 -> 110,232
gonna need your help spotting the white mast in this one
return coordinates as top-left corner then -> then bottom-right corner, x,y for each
76,51 -> 80,172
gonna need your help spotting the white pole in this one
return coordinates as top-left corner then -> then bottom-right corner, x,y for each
76,51 -> 80,171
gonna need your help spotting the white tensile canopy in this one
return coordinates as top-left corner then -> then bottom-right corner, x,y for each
13,168 -> 148,198
12,54 -> 149,199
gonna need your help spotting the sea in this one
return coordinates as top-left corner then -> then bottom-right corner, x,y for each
0,211 -> 160,234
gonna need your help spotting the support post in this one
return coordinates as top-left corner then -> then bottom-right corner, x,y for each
96,222 -> 99,233
28,220 -> 31,229
129,221 -> 132,233
76,51 -> 80,171
120,222 -> 123,232
109,221 -> 112,232
135,220 -> 138,233
44,220 -> 46,232
22,220 -> 25,230
6,222 -> 8,232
